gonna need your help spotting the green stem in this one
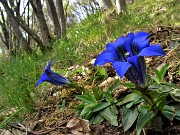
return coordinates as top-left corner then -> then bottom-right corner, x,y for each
67,81 -> 87,94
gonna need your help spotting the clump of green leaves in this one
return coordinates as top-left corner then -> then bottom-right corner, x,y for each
74,79 -> 122,126
75,64 -> 180,135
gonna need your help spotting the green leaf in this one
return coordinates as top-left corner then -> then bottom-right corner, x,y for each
100,106 -> 118,126
155,93 -> 168,109
80,103 -> 98,117
170,88 -> 180,102
136,109 -> 154,135
138,104 -> 151,113
73,104 -> 85,110
175,108 -> 180,120
75,95 -> 96,104
92,102 -> 110,112
170,105 -> 180,120
154,69 -> 161,83
159,64 -> 169,82
126,102 -> 134,108
161,82 -> 180,90
111,104 -> 118,114
0,108 -> 24,128
153,64 -> 169,83
122,106 -> 139,131
126,95 -> 143,108
132,90 -> 153,106
84,111 -> 94,120
106,80 -> 135,94
92,87 -> 103,101
121,82 -> 135,88
160,85 -> 174,93
161,105 -> 176,121
106,79 -> 122,93
93,114 -> 104,124
103,92 -> 114,103
116,93 -> 141,106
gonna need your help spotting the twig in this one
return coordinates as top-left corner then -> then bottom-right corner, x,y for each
11,124 -> 56,135
143,128 -> 146,135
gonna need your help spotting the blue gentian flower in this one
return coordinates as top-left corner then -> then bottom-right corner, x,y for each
94,31 -> 165,87
35,60 -> 70,87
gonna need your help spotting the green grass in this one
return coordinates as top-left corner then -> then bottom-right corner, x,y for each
0,54 -> 41,112
0,0 -> 179,112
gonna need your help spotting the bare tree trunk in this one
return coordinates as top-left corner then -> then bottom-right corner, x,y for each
1,0 -> 46,53
0,10 -> 11,51
47,0 -> 61,38
0,0 -> 32,53
29,0 -> 52,49
56,0 -> 66,37
116,0 -> 126,14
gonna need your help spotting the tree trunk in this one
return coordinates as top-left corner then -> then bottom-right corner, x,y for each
116,0 -> 126,14
47,0 -> 61,38
0,10 -> 11,50
56,0 -> 66,37
1,0 -> 46,53
97,0 -> 113,10
0,0 -> 32,53
29,0 -> 52,49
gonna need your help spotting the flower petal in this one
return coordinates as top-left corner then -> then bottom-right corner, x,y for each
35,73 -> 50,87
126,32 -> 135,42
135,31 -> 150,39
46,59 -> 54,70
94,51 -> 117,66
35,60 -> 70,87
128,56 -> 140,70
106,43 -> 117,52
138,44 -> 166,56
126,56 -> 146,85
112,62 -> 131,78
45,70 -> 69,85
133,31 -> 150,51
114,36 -> 126,48
124,32 -> 135,56
137,40 -> 150,51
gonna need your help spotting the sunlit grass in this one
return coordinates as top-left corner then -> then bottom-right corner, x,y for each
0,54 -> 41,112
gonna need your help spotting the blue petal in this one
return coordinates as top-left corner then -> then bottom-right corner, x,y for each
35,73 -> 50,87
133,32 -> 150,51
46,59 -> 54,70
128,56 -> 140,71
127,56 -> 146,85
126,32 -> 135,42
35,60 -> 69,87
114,36 -> 126,48
106,43 -> 117,53
124,32 -> 135,56
112,62 -> 131,78
94,51 -> 117,66
138,44 -> 166,56
137,40 -> 150,51
135,31 -> 150,39
45,70 -> 69,85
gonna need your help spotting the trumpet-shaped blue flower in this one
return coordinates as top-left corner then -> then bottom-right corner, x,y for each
94,31 -> 165,86
35,60 -> 70,87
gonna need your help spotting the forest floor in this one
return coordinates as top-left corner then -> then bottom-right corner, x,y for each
0,26 -> 180,135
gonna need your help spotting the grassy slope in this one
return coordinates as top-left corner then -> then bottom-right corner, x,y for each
53,0 -> 179,67
0,0 -> 179,112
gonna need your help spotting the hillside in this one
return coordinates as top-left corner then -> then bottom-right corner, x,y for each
0,0 -> 180,134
